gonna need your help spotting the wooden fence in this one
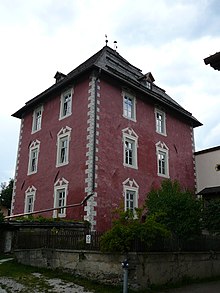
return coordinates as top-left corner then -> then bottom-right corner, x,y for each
14,230 -> 102,251
14,229 -> 220,252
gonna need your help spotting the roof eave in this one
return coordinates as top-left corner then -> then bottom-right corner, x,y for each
12,64 -> 98,119
100,68 -> 202,128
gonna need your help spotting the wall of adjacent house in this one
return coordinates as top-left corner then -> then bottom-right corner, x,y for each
14,249 -> 220,290
195,149 -> 220,192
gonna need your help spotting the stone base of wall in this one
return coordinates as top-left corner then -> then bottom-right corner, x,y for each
14,249 -> 220,290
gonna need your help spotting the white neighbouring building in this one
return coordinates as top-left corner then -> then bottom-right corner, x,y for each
195,146 -> 220,201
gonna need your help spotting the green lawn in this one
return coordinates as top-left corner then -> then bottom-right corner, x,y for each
0,255 -> 138,293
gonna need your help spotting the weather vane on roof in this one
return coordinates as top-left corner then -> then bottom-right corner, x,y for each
105,34 -> 108,46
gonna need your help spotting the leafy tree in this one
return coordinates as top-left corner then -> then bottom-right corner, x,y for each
202,199 -> 220,234
145,179 -> 202,240
100,209 -> 170,252
0,178 -> 14,209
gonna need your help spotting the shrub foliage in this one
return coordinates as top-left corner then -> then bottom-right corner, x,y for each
100,209 -> 170,253
202,199 -> 220,234
145,179 -> 202,239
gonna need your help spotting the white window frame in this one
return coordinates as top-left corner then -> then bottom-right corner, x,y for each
28,140 -> 40,175
122,91 -> 136,121
56,126 -> 71,167
155,108 -> 166,136
123,178 -> 139,213
122,128 -> 138,169
24,186 -> 36,214
53,178 -> 68,218
32,105 -> 43,133
59,89 -> 73,120
156,141 -> 169,178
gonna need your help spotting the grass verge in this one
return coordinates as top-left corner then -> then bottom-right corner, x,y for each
0,257 -> 136,293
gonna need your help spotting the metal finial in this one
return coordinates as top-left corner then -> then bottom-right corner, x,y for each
105,34 -> 108,46
114,41 -> 118,51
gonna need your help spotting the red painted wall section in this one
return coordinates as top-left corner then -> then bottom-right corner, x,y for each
95,77 -> 195,232
13,71 -> 196,232
13,75 -> 90,220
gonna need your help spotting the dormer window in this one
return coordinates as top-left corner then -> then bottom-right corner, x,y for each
54,71 -> 66,83
146,81 -> 152,90
138,72 -> 154,90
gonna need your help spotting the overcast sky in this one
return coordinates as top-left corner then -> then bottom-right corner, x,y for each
0,0 -> 220,183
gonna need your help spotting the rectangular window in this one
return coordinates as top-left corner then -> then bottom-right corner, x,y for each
25,194 -> 34,213
24,186 -> 36,214
158,151 -> 166,175
32,106 -> 42,133
124,137 -> 137,169
53,184 -> 68,218
123,93 -> 136,121
156,142 -> 169,178
155,109 -> 166,135
57,188 -> 66,215
57,135 -> 68,165
125,139 -> 134,166
28,141 -> 40,175
56,127 -> 71,167
146,81 -> 152,90
123,128 -> 138,169
60,89 -> 72,119
126,190 -> 136,212
30,148 -> 38,172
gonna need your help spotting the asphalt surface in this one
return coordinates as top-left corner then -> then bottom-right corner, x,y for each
159,280 -> 220,293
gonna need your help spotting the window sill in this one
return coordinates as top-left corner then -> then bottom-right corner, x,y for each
56,162 -> 69,168
156,130 -> 167,136
59,113 -> 72,121
27,171 -> 37,176
31,129 -> 41,134
157,173 -> 170,178
123,163 -> 138,170
122,115 -> 136,122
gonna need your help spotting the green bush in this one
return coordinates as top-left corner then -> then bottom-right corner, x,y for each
145,179 -> 202,240
100,209 -> 169,253
202,199 -> 220,234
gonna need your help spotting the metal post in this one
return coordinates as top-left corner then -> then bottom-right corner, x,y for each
121,259 -> 129,293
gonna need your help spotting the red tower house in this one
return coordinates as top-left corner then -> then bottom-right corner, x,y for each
11,46 -> 201,231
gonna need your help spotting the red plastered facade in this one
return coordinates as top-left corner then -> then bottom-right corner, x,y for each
95,77 -> 195,232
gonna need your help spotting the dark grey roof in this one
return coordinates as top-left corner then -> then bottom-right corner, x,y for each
12,46 -> 202,127
204,52 -> 220,71
198,186 -> 220,195
195,145 -> 220,155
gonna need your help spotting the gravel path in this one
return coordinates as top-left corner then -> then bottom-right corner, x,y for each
0,258 -> 94,293
0,273 -> 94,293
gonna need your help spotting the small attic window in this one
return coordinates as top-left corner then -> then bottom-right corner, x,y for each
215,164 -> 220,171
54,71 -> 66,83
137,72 -> 154,90
146,81 -> 151,90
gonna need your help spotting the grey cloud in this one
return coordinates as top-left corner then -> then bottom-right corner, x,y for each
117,0 -> 220,47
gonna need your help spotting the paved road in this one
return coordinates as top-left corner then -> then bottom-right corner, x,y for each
159,280 -> 220,293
